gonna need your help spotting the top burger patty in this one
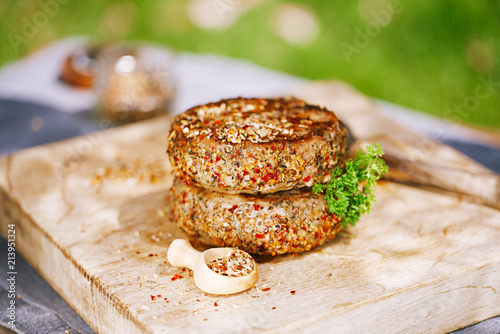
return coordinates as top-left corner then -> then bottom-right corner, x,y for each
167,97 -> 347,194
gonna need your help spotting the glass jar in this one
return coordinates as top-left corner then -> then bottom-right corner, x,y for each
95,42 -> 175,124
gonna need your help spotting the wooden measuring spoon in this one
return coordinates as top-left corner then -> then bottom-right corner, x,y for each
167,239 -> 258,295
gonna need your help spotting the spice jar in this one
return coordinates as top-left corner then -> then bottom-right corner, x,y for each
95,43 -> 175,124
60,44 -> 101,88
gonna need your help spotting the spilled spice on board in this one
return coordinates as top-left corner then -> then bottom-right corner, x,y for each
90,158 -> 168,187
207,249 -> 254,277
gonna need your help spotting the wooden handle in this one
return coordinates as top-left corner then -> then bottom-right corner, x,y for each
352,137 -> 500,210
382,154 -> 500,210
292,80 -> 500,211
167,239 -> 201,270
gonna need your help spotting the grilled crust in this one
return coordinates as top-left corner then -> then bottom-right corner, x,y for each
172,177 -> 344,256
167,97 -> 347,194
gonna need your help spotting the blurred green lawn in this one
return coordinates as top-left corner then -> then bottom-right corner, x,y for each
1,0 -> 499,130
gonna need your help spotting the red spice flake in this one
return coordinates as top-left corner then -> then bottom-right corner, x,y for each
253,204 -> 260,211
157,295 -> 162,298
271,146 -> 277,150
272,307 -> 276,310
250,177 -> 257,183
203,319 -> 208,321
171,274 -> 183,281
216,157 -> 221,162
148,253 -> 154,257
243,170 -> 250,176
207,249 -> 254,277
196,299 -> 200,302
262,170 -> 279,182
200,135 -> 204,140
255,232 -> 265,239
262,287 -> 271,292
214,302 -> 218,307
290,290 -> 296,295
151,295 -> 157,300
212,172 -> 221,181
303,176 -> 312,182
181,268 -> 186,272
229,204 -> 238,213
254,168 -> 261,173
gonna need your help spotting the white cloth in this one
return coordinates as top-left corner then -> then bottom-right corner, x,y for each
0,37 -> 304,114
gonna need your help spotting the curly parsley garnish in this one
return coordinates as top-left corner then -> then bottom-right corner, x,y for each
313,144 -> 388,228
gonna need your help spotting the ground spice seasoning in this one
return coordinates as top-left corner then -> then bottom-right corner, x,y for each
207,249 -> 254,277
90,158 -> 168,187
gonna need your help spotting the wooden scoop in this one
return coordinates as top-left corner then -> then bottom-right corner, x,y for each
167,239 -> 258,295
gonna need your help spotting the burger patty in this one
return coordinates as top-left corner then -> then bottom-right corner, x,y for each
167,97 -> 347,194
172,177 -> 344,256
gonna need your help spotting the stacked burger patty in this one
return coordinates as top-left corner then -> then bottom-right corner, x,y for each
167,97 -> 348,255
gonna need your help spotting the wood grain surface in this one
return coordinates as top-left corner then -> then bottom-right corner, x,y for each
1,82 -> 499,333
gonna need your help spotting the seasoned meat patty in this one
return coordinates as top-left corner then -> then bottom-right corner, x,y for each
172,177 -> 344,256
167,97 -> 347,194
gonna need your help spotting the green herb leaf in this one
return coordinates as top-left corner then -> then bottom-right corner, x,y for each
313,143 -> 388,228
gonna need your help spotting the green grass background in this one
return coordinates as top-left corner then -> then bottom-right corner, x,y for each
1,0 -> 499,130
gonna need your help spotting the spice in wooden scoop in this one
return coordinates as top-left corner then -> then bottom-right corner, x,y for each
207,249 -> 254,277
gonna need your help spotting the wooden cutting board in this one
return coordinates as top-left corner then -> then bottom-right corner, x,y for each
1,82 -> 499,334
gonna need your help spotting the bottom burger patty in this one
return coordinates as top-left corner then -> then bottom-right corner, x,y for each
172,177 -> 344,255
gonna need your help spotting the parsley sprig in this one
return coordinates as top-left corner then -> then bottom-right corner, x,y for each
312,144 -> 388,228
